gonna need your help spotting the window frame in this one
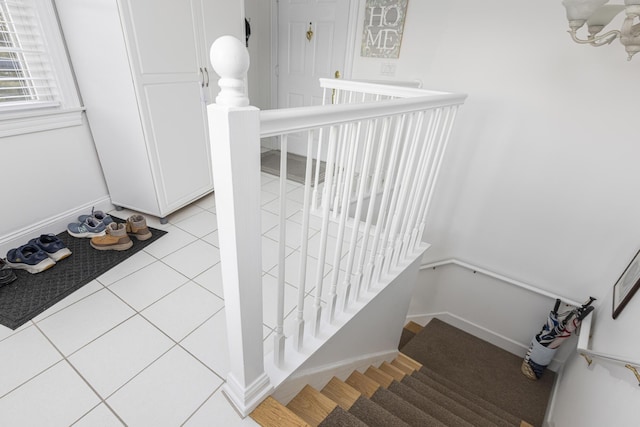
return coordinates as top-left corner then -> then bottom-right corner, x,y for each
0,0 -> 83,137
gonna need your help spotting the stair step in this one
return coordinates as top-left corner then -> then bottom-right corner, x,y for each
345,370 -> 380,398
286,385 -> 337,427
250,396 -> 311,427
364,365 -> 394,388
320,377 -> 360,411
404,321 -> 423,334
379,361 -> 407,381
397,352 -> 423,371
391,358 -> 416,374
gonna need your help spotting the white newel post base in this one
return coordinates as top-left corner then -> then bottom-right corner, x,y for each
223,372 -> 273,417
208,36 -> 273,417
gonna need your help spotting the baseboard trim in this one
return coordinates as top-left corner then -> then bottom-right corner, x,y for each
406,312 -> 564,372
0,196 -> 113,256
271,349 -> 398,405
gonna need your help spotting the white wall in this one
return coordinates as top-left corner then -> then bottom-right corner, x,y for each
347,1 -> 640,425
0,117 -> 110,255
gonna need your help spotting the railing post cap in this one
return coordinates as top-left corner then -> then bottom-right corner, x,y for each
210,35 -> 250,107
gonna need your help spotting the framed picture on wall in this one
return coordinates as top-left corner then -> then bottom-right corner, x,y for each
613,249 -> 640,319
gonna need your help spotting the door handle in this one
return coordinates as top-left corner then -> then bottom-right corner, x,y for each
204,67 -> 210,87
332,70 -> 341,104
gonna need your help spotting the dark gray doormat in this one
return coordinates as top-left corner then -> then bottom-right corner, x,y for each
0,219 -> 166,330
261,150 -> 326,185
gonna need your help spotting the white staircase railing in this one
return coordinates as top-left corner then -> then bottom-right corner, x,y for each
208,36 -> 467,416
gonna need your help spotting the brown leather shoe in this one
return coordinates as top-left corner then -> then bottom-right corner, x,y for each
125,214 -> 152,241
90,223 -> 133,251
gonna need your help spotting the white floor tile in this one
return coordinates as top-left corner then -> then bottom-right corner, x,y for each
184,389 -> 258,427
264,220 -> 319,251
68,315 -> 173,397
181,308 -> 229,376
261,274 -> 298,329
261,210 -> 280,234
142,282 -> 224,342
261,179 -> 299,195
194,192 -> 216,211
161,240 -> 220,279
174,210 -> 218,238
261,190 -> 278,206
72,404 -> 124,427
106,346 -> 222,427
268,250 -> 332,294
37,288 -> 135,356
142,224 -> 197,259
0,361 -> 99,427
96,250 -> 157,286
108,261 -> 189,311
262,198 -> 303,219
0,325 -> 62,397
165,203 -> 206,224
193,263 -> 224,299
201,229 -> 219,248
0,320 -> 31,343
261,236 -> 294,272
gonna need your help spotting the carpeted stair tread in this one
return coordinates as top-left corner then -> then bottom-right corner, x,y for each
387,380 -> 478,427
412,367 -> 521,427
349,395 -> 411,427
400,318 -> 553,426
401,374 -> 507,427
317,406 -> 367,427
370,386 -> 448,427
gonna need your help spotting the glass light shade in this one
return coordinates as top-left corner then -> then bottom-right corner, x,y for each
562,0 -> 610,21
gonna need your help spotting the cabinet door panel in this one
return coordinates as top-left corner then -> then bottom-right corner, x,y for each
143,82 -> 213,211
124,0 -> 200,75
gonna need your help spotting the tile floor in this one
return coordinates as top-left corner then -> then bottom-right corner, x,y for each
0,172 -> 328,427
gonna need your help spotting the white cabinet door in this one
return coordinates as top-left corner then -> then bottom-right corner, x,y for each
120,0 -> 213,215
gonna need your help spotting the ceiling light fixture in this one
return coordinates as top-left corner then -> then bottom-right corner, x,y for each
562,0 -> 640,60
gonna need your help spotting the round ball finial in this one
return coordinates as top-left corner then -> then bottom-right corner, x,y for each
210,36 -> 250,107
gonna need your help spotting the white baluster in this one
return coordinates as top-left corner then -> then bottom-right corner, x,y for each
208,35 -> 272,416
293,130 -> 316,350
274,137 -> 288,367
312,126 -> 338,337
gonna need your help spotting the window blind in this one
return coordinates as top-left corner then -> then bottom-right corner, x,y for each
0,0 -> 58,109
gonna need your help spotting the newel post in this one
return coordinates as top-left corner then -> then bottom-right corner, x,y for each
208,36 -> 272,416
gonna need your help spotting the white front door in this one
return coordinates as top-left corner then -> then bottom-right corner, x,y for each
277,0 -> 352,155
278,0 -> 352,108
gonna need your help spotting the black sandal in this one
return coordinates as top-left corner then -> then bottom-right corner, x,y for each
0,258 -> 17,286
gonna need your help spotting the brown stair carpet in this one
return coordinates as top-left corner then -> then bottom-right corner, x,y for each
400,318 -> 554,427
412,367 -> 521,426
317,406 -> 367,427
386,380 -> 477,427
369,387 -> 447,427
348,396 -> 411,427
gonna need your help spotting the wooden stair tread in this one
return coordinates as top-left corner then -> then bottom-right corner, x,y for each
320,377 -> 361,411
404,321 -> 423,335
397,352 -> 423,370
379,361 -> 406,381
345,370 -> 380,398
250,396 -> 311,427
364,366 -> 394,388
286,385 -> 337,427
391,358 -> 416,374
520,422 -> 534,427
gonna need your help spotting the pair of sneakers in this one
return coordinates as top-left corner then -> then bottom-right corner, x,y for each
5,234 -> 72,274
0,259 -> 17,285
67,209 -> 114,238
90,214 -> 152,251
